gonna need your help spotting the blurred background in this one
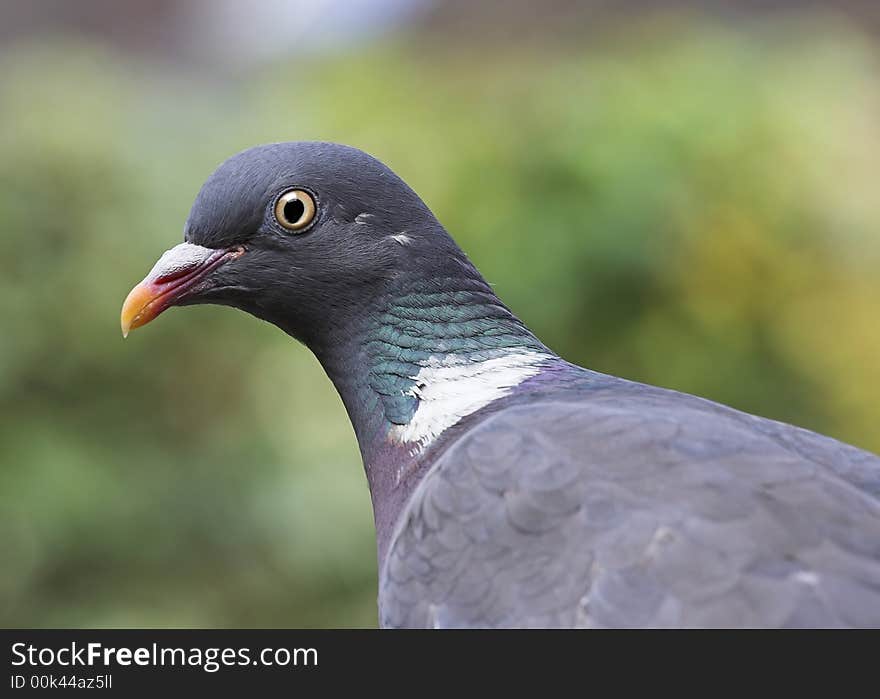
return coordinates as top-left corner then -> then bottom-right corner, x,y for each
1,0 -> 878,628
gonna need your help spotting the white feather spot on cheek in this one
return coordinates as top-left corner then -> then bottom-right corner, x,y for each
390,233 -> 411,246
389,350 -> 550,452
793,571 -> 820,587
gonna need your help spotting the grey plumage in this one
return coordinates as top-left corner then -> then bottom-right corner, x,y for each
380,371 -> 880,628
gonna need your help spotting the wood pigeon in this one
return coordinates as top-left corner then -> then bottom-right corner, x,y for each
121,142 -> 880,628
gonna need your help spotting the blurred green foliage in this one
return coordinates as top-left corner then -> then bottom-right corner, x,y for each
1,16 -> 879,627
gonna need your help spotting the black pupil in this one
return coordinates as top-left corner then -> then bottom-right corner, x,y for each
283,198 -> 305,224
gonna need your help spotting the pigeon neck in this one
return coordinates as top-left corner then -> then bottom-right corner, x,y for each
313,270 -> 556,561
327,272 -> 552,446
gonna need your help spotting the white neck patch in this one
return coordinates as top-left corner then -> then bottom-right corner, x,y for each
388,350 -> 550,453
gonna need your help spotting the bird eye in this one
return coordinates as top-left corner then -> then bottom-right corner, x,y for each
274,189 -> 316,232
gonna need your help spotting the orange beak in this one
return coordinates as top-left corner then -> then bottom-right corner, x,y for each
121,242 -> 244,337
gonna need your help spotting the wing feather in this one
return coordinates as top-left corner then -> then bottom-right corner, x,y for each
379,392 -> 880,628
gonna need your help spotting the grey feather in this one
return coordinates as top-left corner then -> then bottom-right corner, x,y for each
379,380 -> 880,628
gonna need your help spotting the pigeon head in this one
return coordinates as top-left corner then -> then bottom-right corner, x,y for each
121,142 -> 552,561
120,142 -> 466,347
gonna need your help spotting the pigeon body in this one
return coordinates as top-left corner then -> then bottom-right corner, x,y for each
122,142 -> 880,628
